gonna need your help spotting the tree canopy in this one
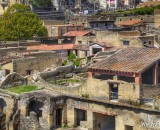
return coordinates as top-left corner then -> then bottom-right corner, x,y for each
0,4 -> 48,41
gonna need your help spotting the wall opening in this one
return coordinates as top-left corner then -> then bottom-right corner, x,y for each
92,48 -> 102,54
142,66 -> 154,85
109,83 -> 119,101
94,113 -> 115,130
26,70 -> 32,75
125,125 -> 133,130
28,100 -> 44,120
75,109 -> 87,126
56,108 -> 62,128
5,69 -> 10,76
119,76 -> 134,83
0,98 -> 6,130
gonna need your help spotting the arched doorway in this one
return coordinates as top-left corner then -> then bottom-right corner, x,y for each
0,98 -> 6,130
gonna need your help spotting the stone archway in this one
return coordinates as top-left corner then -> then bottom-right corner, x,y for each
0,98 -> 6,130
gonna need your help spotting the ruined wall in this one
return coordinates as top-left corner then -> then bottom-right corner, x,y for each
0,91 -> 17,130
138,35 -> 155,46
13,52 -> 62,76
76,36 -> 96,45
31,77 -> 140,103
66,98 -> 160,130
95,31 -> 144,48
19,97 -> 55,130
1,63 -> 13,74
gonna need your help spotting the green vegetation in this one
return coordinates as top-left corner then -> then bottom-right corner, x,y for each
30,0 -> 52,8
50,78 -> 81,85
62,52 -> 84,67
0,4 -> 48,41
99,5 -> 160,16
5,85 -> 38,94
81,93 -> 89,99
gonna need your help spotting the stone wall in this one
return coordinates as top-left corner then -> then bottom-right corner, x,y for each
95,31 -> 144,48
31,77 -> 140,104
0,91 -> 17,130
66,98 -> 160,130
13,52 -> 62,76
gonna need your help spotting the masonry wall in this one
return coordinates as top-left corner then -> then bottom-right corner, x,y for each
13,57 -> 61,76
13,52 -> 62,76
95,31 -> 144,48
76,36 -> 96,44
33,77 -> 140,103
66,98 -> 160,130
0,92 -> 16,130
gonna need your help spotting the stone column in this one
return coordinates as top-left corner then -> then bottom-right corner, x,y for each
66,99 -> 75,127
89,46 -> 93,55
87,110 -> 93,130
87,72 -> 94,77
135,74 -> 142,84
154,63 -> 159,85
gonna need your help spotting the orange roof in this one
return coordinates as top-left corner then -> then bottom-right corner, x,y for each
27,44 -> 74,51
116,19 -> 143,26
63,31 -> 91,37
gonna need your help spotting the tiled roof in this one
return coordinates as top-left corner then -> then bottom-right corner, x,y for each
89,47 -> 160,73
27,44 -> 74,51
63,31 -> 91,37
116,19 -> 143,26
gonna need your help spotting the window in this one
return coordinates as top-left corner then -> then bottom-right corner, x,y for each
109,83 -> 119,101
125,125 -> 133,130
78,41 -> 82,44
5,69 -> 10,76
91,25 -> 94,28
96,24 -> 98,27
105,23 -> 108,26
56,109 -> 62,127
26,70 -> 32,75
123,41 -> 130,46
149,41 -> 152,45
75,109 -> 87,126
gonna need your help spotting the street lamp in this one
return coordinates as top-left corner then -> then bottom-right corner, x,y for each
1,0 -> 8,11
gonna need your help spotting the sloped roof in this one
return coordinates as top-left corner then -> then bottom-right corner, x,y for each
27,44 -> 74,51
63,31 -> 91,37
89,47 -> 160,73
116,19 -> 143,26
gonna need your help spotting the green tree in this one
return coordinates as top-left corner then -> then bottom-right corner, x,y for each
0,4 -> 48,41
62,52 -> 84,67
30,0 -> 52,8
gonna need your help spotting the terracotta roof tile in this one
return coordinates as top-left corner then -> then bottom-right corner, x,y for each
89,47 -> 160,73
116,19 -> 143,26
27,44 -> 74,51
63,31 -> 91,37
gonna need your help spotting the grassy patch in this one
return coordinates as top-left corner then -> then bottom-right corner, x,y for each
5,85 -> 38,94
50,78 -> 81,85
